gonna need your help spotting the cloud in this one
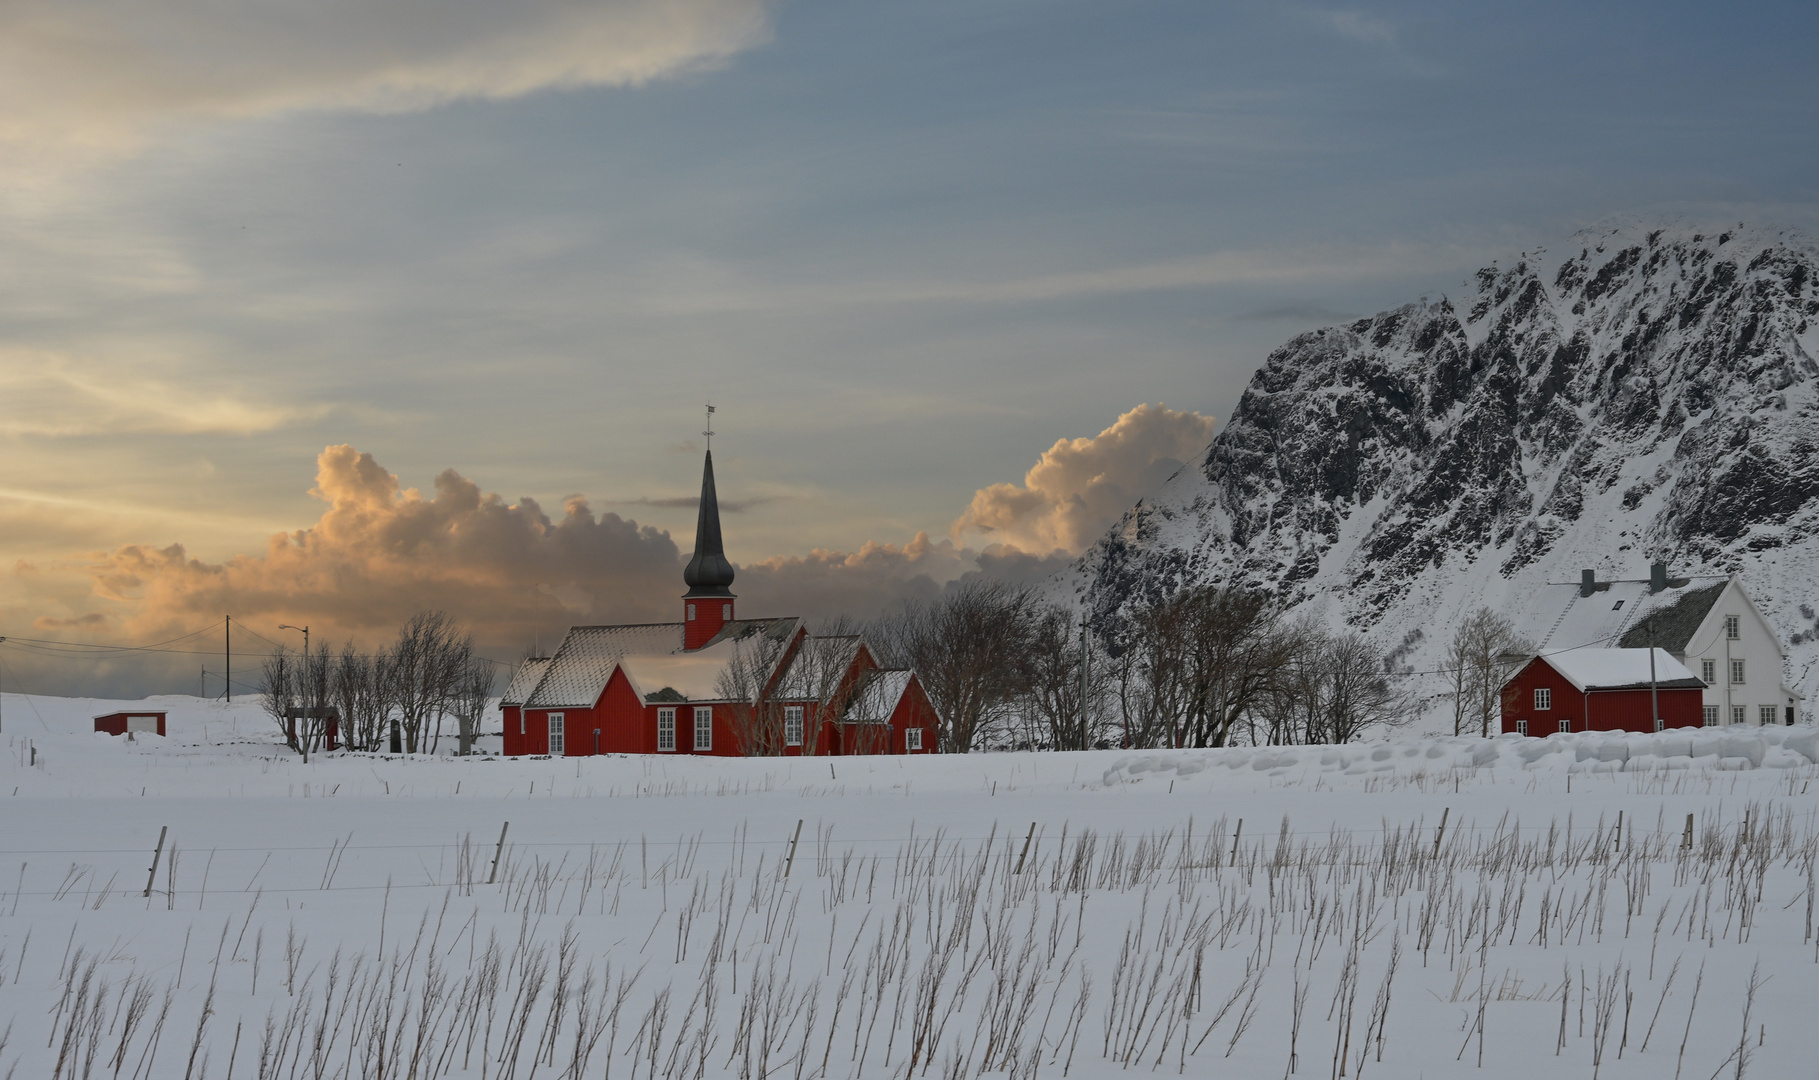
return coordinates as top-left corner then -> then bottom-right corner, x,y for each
76,445 -> 687,650
0,350 -> 316,436
0,0 -> 772,164
53,445 -> 1068,674
952,404 -> 1216,557
611,495 -> 780,513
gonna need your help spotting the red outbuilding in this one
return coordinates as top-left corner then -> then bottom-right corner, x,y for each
94,711 -> 166,737
1500,647 -> 1706,736
499,442 -> 942,758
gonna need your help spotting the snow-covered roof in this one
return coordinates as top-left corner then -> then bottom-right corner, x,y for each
500,657 -> 552,706
522,618 -> 803,709
1538,647 -> 1703,692
772,635 -> 864,700
843,669 -> 913,724
1510,576 -> 1729,653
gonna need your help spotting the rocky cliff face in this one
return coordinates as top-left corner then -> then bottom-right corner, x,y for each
1058,221 -> 1819,705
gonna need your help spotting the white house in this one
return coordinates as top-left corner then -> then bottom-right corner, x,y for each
1512,564 -> 1803,727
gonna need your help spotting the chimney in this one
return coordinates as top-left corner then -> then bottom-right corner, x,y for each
1650,562 -> 1668,594
1580,569 -> 1597,598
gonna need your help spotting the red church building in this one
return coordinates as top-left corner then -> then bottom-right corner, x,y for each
1500,647 -> 1706,736
500,446 -> 940,758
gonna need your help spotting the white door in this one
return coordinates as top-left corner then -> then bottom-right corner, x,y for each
548,713 -> 565,756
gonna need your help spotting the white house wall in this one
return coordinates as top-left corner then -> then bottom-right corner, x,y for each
1686,578 -> 1803,726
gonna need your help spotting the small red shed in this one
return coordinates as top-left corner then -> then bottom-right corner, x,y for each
94,711 -> 166,737
1501,647 -> 1705,736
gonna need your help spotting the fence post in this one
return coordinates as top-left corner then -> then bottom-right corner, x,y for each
784,819 -> 804,878
144,826 -> 168,898
1683,813 -> 1694,851
488,821 -> 510,885
1228,819 -> 1243,866
1432,808 -> 1450,859
1015,822 -> 1036,875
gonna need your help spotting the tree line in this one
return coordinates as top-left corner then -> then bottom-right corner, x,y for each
864,581 -> 1530,754
260,610 -> 495,758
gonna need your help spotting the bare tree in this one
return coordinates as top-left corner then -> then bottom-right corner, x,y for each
387,610 -> 472,754
450,656 -> 496,756
1020,606 -> 1110,750
260,647 -> 298,752
869,581 -> 1038,753
714,633 -> 792,756
330,642 -> 393,752
1111,586 -> 1292,749
1260,624 -> 1410,744
1447,608 -> 1530,737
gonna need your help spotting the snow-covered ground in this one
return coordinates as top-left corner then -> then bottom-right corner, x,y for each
3,693 -> 1817,1078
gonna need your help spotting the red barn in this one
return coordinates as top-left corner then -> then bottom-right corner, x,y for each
499,445 -> 941,758
94,711 -> 166,736
1500,647 -> 1705,736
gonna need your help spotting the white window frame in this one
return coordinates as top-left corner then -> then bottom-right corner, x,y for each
1703,705 -> 1718,727
657,708 -> 676,752
1731,705 -> 1746,725
1731,659 -> 1745,684
906,727 -> 923,751
548,713 -> 565,756
687,603 -> 696,621
1516,719 -> 1528,737
1725,615 -> 1740,640
694,707 -> 713,752
722,603 -> 732,620
1654,717 -> 1665,732
1701,659 -> 1716,685
1558,718 -> 1570,734
784,705 -> 804,747
1533,687 -> 1551,711
1760,706 -> 1777,727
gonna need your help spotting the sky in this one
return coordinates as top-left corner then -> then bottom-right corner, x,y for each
1,0 -> 1815,694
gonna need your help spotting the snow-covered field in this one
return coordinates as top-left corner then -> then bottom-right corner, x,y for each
3,694 -> 1818,1079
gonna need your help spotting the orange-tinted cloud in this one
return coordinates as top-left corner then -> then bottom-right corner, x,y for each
63,446 -> 1077,669
951,403 -> 1215,556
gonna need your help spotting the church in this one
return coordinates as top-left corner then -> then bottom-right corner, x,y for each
500,442 -> 940,757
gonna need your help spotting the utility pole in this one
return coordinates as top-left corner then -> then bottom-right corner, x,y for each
225,615 -> 231,703
0,636 -> 6,734
278,623 -> 310,756
1648,624 -> 1660,731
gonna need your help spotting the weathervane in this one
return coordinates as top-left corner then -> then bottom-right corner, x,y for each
704,403 -> 716,451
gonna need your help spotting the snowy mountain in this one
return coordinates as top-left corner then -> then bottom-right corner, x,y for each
1057,221 -> 1819,707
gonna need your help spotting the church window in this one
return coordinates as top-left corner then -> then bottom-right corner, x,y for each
694,707 -> 713,751
657,709 -> 676,752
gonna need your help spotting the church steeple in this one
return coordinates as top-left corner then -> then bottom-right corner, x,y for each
682,408 -> 735,649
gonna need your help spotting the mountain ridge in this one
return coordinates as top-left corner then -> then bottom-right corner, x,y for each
1055,220 -> 1819,711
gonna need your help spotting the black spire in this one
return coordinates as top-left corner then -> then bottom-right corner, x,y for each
683,449 -> 735,597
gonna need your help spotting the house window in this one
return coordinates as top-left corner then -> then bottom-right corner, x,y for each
687,603 -> 696,621
1703,705 -> 1718,727
1731,705 -> 1746,725
1533,687 -> 1551,710
906,727 -> 923,751
1760,706 -> 1777,727
1701,659 -> 1716,685
1731,659 -> 1745,684
1654,717 -> 1664,732
694,707 -> 713,751
657,708 -> 676,752
1611,600 -> 1624,610
1725,615 -> 1739,639
548,713 -> 565,756
1515,719 -> 1528,736
1558,718 -> 1570,734
722,603 -> 732,620
784,705 -> 804,747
